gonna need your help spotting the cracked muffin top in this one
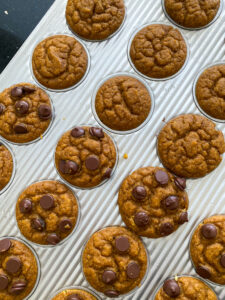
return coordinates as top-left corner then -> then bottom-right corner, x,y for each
0,143 -> 13,191
190,215 -> 225,285
164,0 -> 221,29
157,114 -> 225,178
0,83 -> 52,143
66,0 -> 125,41
196,64 -> 225,120
51,288 -> 98,300
95,75 -> 152,131
118,166 -> 189,238
129,24 -> 187,79
155,276 -> 217,299
82,226 -> 147,298
55,126 -> 117,188
32,35 -> 88,90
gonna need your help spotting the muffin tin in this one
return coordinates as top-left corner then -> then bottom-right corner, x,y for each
0,0 -> 225,299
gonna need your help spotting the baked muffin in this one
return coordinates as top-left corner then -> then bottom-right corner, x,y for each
51,288 -> 98,300
82,226 -> 148,298
190,214 -> 225,285
94,75 -> 152,132
66,0 -> 125,41
0,238 -> 39,300
55,126 -> 117,188
0,83 -> 53,143
157,114 -> 225,178
32,35 -> 88,90
16,180 -> 79,245
0,143 -> 14,191
129,24 -> 187,79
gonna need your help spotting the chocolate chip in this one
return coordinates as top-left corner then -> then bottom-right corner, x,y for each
85,156 -> 100,171
104,290 -> 119,298
15,100 -> 29,115
102,270 -> 117,284
71,127 -> 85,138
46,233 -> 60,245
161,196 -> 179,210
126,262 -> 140,279
9,280 -> 27,295
134,211 -> 150,227
40,194 -> 55,210
0,275 -> 8,290
59,160 -> 78,175
163,279 -> 180,297
22,86 -> 35,94
132,186 -> 147,201
14,123 -> 28,134
67,294 -> 82,300
31,217 -> 45,231
58,219 -> 73,233
19,198 -> 32,213
103,168 -> 112,179
89,127 -> 104,138
160,222 -> 174,236
115,236 -> 130,252
178,212 -> 188,224
155,170 -> 169,185
0,239 -> 11,253
174,177 -> 186,190
0,103 -> 5,115
6,257 -> 21,274
11,87 -> 23,98
38,104 -> 52,120
201,224 -> 217,239
220,254 -> 225,268
196,266 -> 211,279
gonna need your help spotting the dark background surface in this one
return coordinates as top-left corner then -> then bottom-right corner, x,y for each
0,0 -> 55,73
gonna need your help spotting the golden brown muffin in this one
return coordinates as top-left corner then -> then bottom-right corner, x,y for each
0,143 -> 13,191
32,35 -> 88,90
52,288 -> 98,300
82,226 -> 147,297
157,114 -> 225,178
66,0 -> 125,41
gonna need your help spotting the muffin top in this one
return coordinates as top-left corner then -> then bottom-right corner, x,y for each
0,143 -> 13,191
52,288 -> 98,300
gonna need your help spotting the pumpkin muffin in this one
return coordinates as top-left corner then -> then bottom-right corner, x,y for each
51,288 -> 98,300
0,143 -> 13,191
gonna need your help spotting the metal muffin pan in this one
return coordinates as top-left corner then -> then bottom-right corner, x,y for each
0,0 -> 224,299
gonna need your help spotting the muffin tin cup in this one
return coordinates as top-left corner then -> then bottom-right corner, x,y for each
193,61 -> 225,123
0,236 -> 41,299
30,33 -> 91,93
127,22 -> 190,82
188,214 -> 225,287
48,285 -> 102,300
14,179 -> 81,248
162,0 -> 223,31
0,140 -> 16,195
91,72 -> 155,135
53,124 -> 119,190
81,225 -> 150,299
152,274 -> 218,299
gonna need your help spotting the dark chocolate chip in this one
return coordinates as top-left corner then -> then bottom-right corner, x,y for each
0,103 -> 5,115
0,275 -> 8,290
161,196 -> 179,210
178,212 -> 188,224
14,123 -> 28,134
126,262 -> 140,279
160,222 -> 174,236
58,219 -> 73,233
6,257 -> 21,274
196,266 -> 211,279
89,127 -> 104,138
59,160 -> 78,175
15,100 -> 29,115
9,280 -> 27,295
0,239 -> 11,253
163,279 -> 180,298
155,170 -> 169,185
31,217 -> 45,231
22,86 -> 35,94
71,127 -> 85,138
174,177 -> 186,190
102,270 -> 117,284
40,194 -> 55,210
103,168 -> 112,179
46,233 -> 60,245
19,198 -> 32,213
67,294 -> 82,300
220,254 -> 225,268
104,290 -> 119,298
201,224 -> 217,239
11,87 -> 23,98
38,104 -> 52,120
134,211 -> 150,227
85,156 -> 100,171
132,186 -> 147,201
115,236 -> 130,252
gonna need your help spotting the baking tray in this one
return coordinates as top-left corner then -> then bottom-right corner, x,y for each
0,0 -> 225,299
